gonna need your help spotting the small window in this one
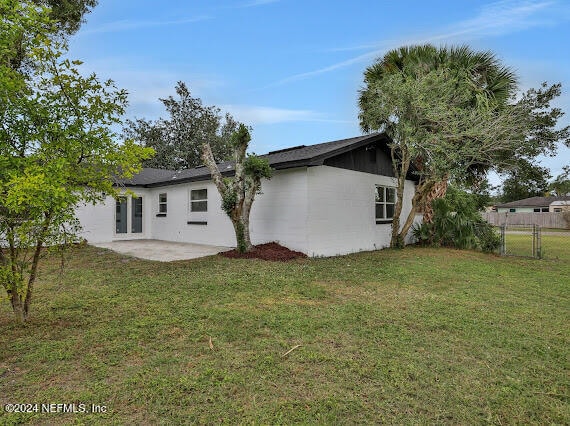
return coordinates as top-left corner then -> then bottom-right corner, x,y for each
375,186 -> 396,223
191,189 -> 207,212
534,208 -> 541,212
554,208 -> 562,212
509,208 -> 516,213
541,207 -> 549,212
159,193 -> 167,214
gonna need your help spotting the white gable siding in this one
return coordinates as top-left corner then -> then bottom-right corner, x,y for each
306,166 -> 417,257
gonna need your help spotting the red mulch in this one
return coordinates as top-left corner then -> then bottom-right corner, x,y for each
220,242 -> 307,261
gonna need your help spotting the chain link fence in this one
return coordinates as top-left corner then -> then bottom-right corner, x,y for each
499,224 -> 542,259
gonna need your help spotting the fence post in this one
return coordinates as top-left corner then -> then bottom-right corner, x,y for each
500,225 -> 506,256
532,223 -> 537,258
536,225 -> 542,259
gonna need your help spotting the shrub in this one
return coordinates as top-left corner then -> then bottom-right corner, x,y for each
475,222 -> 502,253
412,187 -> 501,253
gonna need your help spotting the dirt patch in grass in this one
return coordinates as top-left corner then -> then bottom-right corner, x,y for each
220,242 -> 307,261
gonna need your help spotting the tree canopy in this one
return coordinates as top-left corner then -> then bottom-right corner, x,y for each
359,44 -> 569,247
124,82 -> 241,170
549,166 -> 570,197
359,44 -> 529,247
499,160 -> 551,202
2,0 -> 97,73
0,0 -> 153,322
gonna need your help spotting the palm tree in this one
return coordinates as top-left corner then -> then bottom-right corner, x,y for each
359,44 -> 518,223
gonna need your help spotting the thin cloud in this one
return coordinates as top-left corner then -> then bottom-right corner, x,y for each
221,105 -> 350,125
273,0 -> 561,86
429,0 -> 555,40
82,15 -> 211,35
272,51 -> 380,87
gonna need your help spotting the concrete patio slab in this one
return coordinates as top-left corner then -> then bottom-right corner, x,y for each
93,239 -> 233,262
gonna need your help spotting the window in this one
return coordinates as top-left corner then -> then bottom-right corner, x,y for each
190,189 -> 207,212
131,197 -> 143,233
534,208 -> 541,212
509,208 -> 516,213
541,207 -> 549,212
158,193 -> 167,214
116,197 -> 127,233
554,208 -> 562,212
375,186 -> 396,223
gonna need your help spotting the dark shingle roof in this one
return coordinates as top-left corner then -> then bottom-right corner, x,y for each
496,196 -> 570,208
121,133 -> 396,187
117,168 -> 178,186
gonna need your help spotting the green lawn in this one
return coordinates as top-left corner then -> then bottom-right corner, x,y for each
1,238 -> 569,424
503,233 -> 570,259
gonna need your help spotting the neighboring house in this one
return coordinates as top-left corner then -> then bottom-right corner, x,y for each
76,133 -> 420,257
495,196 -> 570,213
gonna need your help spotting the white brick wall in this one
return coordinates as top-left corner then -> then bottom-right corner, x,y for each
306,166 -> 417,257
76,165 -> 418,256
76,189 -> 152,242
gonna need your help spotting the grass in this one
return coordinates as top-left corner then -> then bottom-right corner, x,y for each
1,237 -> 569,424
504,232 -> 569,258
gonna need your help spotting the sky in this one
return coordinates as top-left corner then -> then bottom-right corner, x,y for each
69,0 -> 570,181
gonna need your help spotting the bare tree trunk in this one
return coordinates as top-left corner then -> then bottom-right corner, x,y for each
393,179 -> 435,246
201,143 -> 227,193
240,216 -> 252,250
241,180 -> 260,251
10,291 -> 24,324
422,176 -> 449,223
202,141 -> 256,253
389,144 -> 410,248
390,172 -> 407,248
23,213 -> 52,320
399,182 -> 429,242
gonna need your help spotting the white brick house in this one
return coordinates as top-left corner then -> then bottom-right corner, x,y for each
76,133 -> 419,257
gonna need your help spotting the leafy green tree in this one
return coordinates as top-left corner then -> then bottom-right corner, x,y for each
359,44 -> 569,248
35,0 -> 98,35
124,82 -> 241,170
549,166 -> 570,196
494,83 -> 570,193
499,161 -> 551,202
360,45 -> 518,223
202,125 -> 272,253
512,83 -> 570,159
0,1 -> 153,323
4,0 -> 97,73
359,46 -> 530,247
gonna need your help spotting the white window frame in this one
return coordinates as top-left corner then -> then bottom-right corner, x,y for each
190,188 -> 208,212
375,185 -> 396,224
158,193 -> 167,215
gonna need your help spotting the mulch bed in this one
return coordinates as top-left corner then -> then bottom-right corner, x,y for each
220,242 -> 307,261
